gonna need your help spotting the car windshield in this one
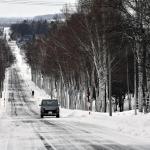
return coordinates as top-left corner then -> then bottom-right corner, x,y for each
42,100 -> 58,106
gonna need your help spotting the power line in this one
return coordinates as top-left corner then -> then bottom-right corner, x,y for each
0,0 -> 77,7
0,0 -> 76,3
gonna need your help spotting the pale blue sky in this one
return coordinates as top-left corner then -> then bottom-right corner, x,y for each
0,0 -> 77,17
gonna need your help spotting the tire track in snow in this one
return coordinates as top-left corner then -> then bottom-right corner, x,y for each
37,119 -> 95,150
39,119 -> 138,150
30,121 -> 57,150
9,68 -> 32,117
12,68 -> 39,117
37,132 -> 56,150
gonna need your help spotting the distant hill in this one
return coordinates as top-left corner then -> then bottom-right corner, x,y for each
33,14 -> 65,21
0,14 -> 65,26
0,17 -> 29,26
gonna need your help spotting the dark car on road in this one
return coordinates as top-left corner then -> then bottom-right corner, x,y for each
40,99 -> 60,118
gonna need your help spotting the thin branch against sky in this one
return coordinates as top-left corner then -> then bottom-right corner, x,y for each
0,0 -> 77,17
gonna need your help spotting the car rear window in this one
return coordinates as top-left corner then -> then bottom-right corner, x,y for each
42,100 -> 58,106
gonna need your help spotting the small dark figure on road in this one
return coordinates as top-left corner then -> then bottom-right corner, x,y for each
119,96 -> 124,112
32,90 -> 34,97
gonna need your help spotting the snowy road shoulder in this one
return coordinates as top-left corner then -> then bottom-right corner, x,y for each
59,108 -> 150,141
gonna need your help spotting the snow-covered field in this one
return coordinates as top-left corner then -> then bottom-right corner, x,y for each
0,28 -> 150,150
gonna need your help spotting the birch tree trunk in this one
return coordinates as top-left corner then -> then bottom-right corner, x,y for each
134,53 -> 137,115
126,50 -> 131,110
137,42 -> 144,112
95,0 -> 108,112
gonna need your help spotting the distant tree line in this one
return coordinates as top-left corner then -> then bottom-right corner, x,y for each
0,37 -> 15,97
11,0 -> 150,115
10,20 -> 49,40
0,29 -> 3,36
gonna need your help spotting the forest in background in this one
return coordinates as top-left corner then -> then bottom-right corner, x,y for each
0,28 -> 15,97
10,0 -> 150,115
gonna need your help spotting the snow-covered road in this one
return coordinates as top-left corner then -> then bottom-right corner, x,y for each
0,28 -> 150,150
0,67 -> 150,150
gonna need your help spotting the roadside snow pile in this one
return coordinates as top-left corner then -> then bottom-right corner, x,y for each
60,108 -> 150,139
0,68 -> 9,117
60,107 -> 150,140
111,111 -> 150,138
0,99 -> 5,117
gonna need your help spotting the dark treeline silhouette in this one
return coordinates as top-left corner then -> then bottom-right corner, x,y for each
0,38 -> 15,97
11,20 -> 49,40
11,0 -> 150,114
